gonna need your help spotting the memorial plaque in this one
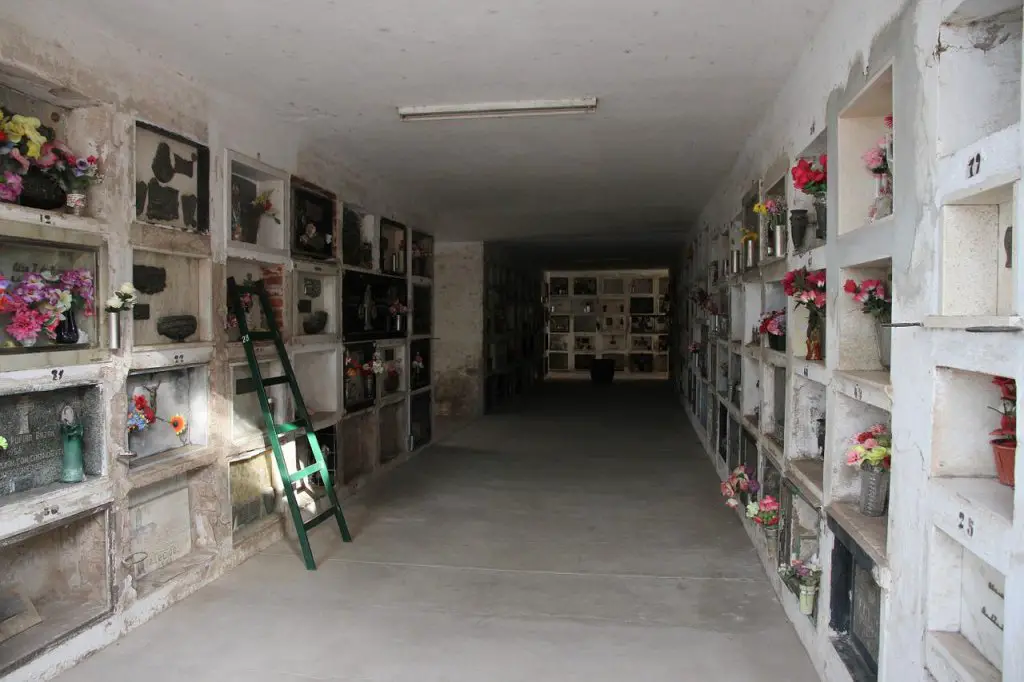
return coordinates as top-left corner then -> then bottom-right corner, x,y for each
851,563 -> 881,664
128,475 -> 192,576
0,386 -> 101,496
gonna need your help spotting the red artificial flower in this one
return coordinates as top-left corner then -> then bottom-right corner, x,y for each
86,155 -> 97,164
0,130 -> 6,142
844,279 -> 858,294
133,394 -> 149,410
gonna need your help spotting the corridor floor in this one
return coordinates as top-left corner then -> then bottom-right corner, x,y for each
57,381 -> 816,682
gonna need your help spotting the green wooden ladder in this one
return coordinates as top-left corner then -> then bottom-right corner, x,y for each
227,276 -> 352,570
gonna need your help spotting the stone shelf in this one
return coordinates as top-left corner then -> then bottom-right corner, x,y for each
792,357 -> 830,386
924,315 -> 1024,331
129,343 -> 214,371
828,501 -> 889,573
134,548 -> 218,600
0,476 -> 112,543
937,123 -> 1019,206
763,347 -> 787,368
836,215 -> 894,268
125,444 -> 219,491
309,409 -> 344,432
0,202 -> 104,235
926,631 -> 1000,682
929,477 -> 1013,575
789,459 -> 825,509
833,370 -> 893,412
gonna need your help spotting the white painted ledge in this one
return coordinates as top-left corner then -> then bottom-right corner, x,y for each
836,215 -> 894,268
926,631 -> 1000,682
929,477 -> 1012,575
937,122 -> 1020,206
790,458 -> 825,508
0,477 -> 113,543
833,370 -> 893,412
129,342 -> 214,371
0,202 -> 105,235
792,357 -> 830,386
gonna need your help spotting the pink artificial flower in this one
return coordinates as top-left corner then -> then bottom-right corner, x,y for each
720,481 -> 735,498
870,423 -> 887,435
863,148 -> 884,169
863,438 -> 878,449
5,306 -> 46,343
813,291 -> 826,308
738,478 -> 750,492
7,147 -> 29,173
846,449 -> 861,465
875,284 -> 888,300
762,496 -> 780,511
884,114 -> 893,129
0,171 -> 23,202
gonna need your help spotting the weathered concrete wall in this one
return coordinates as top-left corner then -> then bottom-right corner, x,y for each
433,242 -> 484,419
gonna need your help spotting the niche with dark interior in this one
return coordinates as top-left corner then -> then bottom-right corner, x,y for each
828,517 -> 882,681
410,390 -> 432,449
412,284 -> 431,335
410,339 -> 431,391
342,270 -> 406,341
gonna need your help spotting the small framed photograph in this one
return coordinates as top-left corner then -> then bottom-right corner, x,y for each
291,177 -> 336,260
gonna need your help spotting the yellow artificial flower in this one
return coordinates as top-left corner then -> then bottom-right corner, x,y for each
5,115 -> 47,148
753,202 -> 768,215
741,230 -> 759,242
26,139 -> 42,159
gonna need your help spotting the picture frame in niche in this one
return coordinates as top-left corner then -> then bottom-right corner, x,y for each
134,122 -> 210,233
291,177 -> 336,260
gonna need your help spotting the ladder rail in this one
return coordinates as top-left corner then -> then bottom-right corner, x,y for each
226,277 -> 351,570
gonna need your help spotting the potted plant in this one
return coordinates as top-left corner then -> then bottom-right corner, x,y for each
791,155 -> 828,239
989,376 -> 1016,487
746,495 -> 781,559
758,309 -> 786,352
779,558 -> 822,615
845,423 -> 892,517
843,277 -> 892,368
783,267 -> 827,361
721,465 -> 760,509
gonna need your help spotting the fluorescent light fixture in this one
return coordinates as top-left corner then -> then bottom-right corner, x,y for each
397,97 -> 597,122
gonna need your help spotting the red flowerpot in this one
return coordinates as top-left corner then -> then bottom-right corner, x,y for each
992,440 -> 1016,487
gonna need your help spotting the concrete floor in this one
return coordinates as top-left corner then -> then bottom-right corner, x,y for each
57,381 -> 816,681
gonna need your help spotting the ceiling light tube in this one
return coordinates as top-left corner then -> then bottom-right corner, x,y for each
397,98 -> 597,122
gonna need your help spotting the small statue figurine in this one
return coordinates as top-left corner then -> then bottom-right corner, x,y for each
60,405 -> 85,483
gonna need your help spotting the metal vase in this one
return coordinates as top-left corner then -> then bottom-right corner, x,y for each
731,249 -> 741,274
66,192 -> 87,216
764,525 -> 779,562
108,311 -> 121,350
773,222 -> 786,257
814,198 -> 827,239
875,318 -> 891,369
859,468 -> 890,517
743,239 -> 756,269
799,585 -> 817,616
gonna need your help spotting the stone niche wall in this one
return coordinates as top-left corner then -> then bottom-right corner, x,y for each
0,385 -> 104,496
433,242 -> 484,419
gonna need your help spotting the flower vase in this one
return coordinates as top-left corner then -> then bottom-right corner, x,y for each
66,192 -> 87,217
813,198 -> 827,240
390,313 -> 405,333
768,333 -> 786,352
773,222 -> 786,257
992,441 -> 1016,487
18,337 -> 37,348
764,525 -> 779,562
60,421 -> 86,483
790,210 -> 809,250
859,468 -> 890,517
55,308 -> 80,345
875,317 -> 891,369
805,319 -> 823,362
364,374 -> 376,400
798,585 -> 817,616
108,311 -> 121,350
731,249 -> 741,274
743,239 -> 756,269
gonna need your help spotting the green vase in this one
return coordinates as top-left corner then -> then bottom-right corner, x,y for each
61,422 -> 85,483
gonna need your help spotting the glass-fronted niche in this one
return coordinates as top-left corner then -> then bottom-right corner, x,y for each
126,365 -> 210,461
0,236 -> 100,352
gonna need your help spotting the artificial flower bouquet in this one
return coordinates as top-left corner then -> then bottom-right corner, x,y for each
843,278 -> 891,321
746,495 -> 780,526
389,300 -> 409,316
758,310 -> 786,337
0,268 -> 95,346
105,283 -> 139,313
412,353 -> 425,373
252,190 -> 281,224
779,558 -> 822,587
721,465 -> 759,509
754,197 -> 787,225
783,267 -> 827,316
845,423 -> 892,472
791,156 -> 827,197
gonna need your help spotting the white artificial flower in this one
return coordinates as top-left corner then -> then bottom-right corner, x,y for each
105,295 -> 122,310
118,282 -> 138,298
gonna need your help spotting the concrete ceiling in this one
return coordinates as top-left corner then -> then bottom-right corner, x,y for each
55,0 -> 830,246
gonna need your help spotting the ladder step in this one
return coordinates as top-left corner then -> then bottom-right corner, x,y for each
275,419 -> 308,435
288,463 -> 323,483
263,376 -> 291,388
246,331 -> 277,341
303,506 -> 337,531
234,375 -> 289,395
